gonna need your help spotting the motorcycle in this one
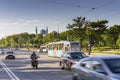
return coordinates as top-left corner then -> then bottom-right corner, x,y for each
31,58 -> 38,69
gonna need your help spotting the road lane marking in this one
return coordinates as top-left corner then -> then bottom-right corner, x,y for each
0,60 -> 20,80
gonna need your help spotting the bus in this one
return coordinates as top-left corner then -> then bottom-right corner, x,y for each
47,41 -> 80,57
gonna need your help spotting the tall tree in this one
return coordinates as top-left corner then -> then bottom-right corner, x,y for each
34,34 -> 43,48
67,17 -> 85,30
104,25 -> 120,48
116,35 -> 120,49
66,17 -> 86,48
87,20 -> 108,47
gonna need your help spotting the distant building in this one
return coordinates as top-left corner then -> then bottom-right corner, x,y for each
35,26 -> 38,35
40,27 -> 48,37
35,26 -> 48,36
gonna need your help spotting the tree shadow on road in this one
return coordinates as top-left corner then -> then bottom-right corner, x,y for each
12,66 -> 72,80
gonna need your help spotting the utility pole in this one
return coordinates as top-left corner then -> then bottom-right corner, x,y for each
52,31 -> 54,42
86,21 -> 91,55
35,26 -> 38,35
88,33 -> 91,55
67,30 -> 69,41
57,26 -> 59,41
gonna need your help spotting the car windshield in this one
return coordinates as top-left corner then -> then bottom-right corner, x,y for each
103,58 -> 120,73
70,52 -> 87,60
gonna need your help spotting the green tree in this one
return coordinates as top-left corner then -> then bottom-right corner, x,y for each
86,20 -> 108,48
29,34 -> 35,45
116,35 -> 120,49
0,38 -> 6,47
43,32 -> 53,44
105,25 -> 120,48
67,17 -> 85,30
19,32 -> 29,47
4,36 -> 11,47
33,34 -> 43,48
59,31 -> 67,40
9,37 -> 17,47
43,31 -> 59,44
66,17 -> 86,48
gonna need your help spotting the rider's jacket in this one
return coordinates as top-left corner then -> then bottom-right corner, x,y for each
30,53 -> 38,59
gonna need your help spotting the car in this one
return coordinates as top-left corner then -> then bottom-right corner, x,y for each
37,46 -> 48,53
5,51 -> 15,59
59,51 -> 87,70
71,55 -> 120,80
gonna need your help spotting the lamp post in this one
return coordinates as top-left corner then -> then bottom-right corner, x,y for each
88,33 -> 91,55
86,21 -> 91,55
67,30 -> 69,41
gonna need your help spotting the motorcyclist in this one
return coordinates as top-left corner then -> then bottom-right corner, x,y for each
30,51 -> 38,59
30,51 -> 38,67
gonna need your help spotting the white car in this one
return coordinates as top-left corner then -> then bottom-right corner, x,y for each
72,55 -> 120,80
59,51 -> 87,70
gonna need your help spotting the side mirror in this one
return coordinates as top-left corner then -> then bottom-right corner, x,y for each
81,63 -> 86,67
67,57 -> 71,60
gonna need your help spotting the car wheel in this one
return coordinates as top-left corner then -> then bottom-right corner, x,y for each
61,64 -> 65,70
69,63 -> 73,70
73,76 -> 78,80
35,62 -> 38,69
59,61 -> 62,66
59,61 -> 65,70
13,56 -> 15,59
61,66 -> 65,70
5,57 -> 8,60
65,63 -> 69,70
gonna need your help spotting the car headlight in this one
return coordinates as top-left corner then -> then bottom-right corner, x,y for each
72,60 -> 79,64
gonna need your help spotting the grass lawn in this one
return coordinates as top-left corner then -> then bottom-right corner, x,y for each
85,49 -> 120,56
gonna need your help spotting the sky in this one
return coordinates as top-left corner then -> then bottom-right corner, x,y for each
0,0 -> 120,39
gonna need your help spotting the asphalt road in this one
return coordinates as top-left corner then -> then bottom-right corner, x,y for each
0,49 -> 72,80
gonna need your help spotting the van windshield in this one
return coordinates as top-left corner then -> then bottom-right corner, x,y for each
71,43 -> 80,51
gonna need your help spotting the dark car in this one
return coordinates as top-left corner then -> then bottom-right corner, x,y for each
5,51 -> 15,59
59,51 -> 87,70
72,55 -> 120,80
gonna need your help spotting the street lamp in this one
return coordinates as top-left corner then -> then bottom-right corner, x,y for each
88,34 -> 91,55
66,29 -> 69,41
85,21 -> 91,55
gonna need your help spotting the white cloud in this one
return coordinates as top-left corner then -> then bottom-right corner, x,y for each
18,19 -> 41,23
0,19 -> 67,39
0,19 -> 41,28
0,19 -> 42,39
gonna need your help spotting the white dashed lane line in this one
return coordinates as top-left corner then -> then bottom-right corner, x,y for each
0,59 -> 20,80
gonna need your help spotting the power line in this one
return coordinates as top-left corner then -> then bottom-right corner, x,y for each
94,0 -> 116,10
45,0 -> 81,8
88,0 -> 120,22
46,0 -> 119,31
